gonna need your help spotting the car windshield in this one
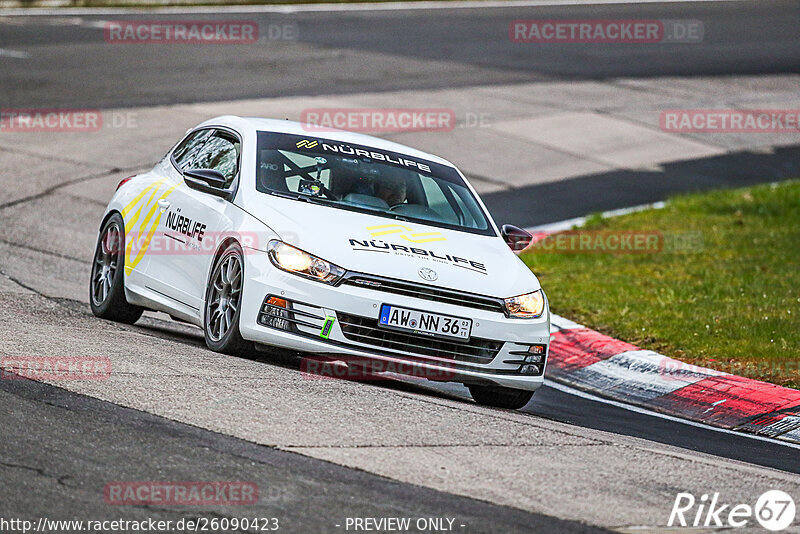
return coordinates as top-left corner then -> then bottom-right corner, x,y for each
255,132 -> 495,236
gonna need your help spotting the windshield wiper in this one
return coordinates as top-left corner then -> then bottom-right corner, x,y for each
269,190 -> 332,205
269,190 -> 301,200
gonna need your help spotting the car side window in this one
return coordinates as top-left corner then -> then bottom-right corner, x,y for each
172,129 -> 213,170
190,131 -> 240,188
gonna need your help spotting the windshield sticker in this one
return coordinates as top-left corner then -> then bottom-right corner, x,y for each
319,143 -> 431,173
276,134 -> 451,177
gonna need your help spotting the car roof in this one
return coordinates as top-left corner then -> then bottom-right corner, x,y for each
196,115 -> 456,168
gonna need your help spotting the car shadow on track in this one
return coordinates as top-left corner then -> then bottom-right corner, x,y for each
125,313 -> 473,406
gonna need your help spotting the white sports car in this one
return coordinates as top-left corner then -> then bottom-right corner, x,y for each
91,116 -> 550,409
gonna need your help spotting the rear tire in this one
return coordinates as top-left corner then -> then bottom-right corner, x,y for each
468,385 -> 534,410
204,242 -> 250,355
89,213 -> 144,324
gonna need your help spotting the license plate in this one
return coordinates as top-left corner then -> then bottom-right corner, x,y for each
378,304 -> 472,341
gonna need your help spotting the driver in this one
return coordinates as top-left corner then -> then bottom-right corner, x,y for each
374,174 -> 407,206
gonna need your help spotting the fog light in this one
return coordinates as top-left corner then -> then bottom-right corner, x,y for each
266,296 -> 287,308
525,345 -> 546,364
262,296 -> 290,330
520,364 -> 541,376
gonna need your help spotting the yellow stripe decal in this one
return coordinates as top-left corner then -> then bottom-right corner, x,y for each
121,178 -> 166,218
124,184 -> 177,275
125,213 -> 162,274
124,184 -> 163,234
367,224 -> 445,242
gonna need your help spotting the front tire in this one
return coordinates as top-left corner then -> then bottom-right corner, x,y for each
468,385 -> 534,410
204,243 -> 250,355
89,213 -> 144,324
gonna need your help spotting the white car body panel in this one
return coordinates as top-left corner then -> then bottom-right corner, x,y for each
98,116 -> 550,391
239,195 -> 540,298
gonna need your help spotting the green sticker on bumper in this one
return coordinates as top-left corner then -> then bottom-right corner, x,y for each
320,316 -> 335,339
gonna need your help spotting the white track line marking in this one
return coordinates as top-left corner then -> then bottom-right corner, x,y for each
526,201 -> 666,233
547,380 -> 800,451
0,0 -> 749,16
0,48 -> 30,58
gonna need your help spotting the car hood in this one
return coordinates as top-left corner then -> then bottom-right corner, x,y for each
248,196 -> 540,299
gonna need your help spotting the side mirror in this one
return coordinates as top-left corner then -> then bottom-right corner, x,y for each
183,168 -> 232,199
501,224 -> 532,251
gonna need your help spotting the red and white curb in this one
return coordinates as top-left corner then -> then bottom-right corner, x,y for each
547,314 -> 800,444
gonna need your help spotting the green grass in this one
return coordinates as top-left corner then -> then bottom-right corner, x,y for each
521,180 -> 800,389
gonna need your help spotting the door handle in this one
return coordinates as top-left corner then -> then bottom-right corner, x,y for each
157,199 -> 171,210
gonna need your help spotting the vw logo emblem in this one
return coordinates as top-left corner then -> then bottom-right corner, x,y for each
418,268 -> 438,281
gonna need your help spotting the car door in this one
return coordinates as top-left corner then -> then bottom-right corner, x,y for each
146,128 -> 240,316
120,130 -> 211,297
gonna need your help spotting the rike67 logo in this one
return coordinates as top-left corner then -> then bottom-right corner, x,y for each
669,491 -> 796,531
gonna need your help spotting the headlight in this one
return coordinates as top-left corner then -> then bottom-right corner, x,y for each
268,240 -> 346,284
504,290 -> 545,318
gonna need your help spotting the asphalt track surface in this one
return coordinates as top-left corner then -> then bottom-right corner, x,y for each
1,0 -> 799,224
0,1 -> 798,108
1,1 -> 800,531
0,376 -> 603,534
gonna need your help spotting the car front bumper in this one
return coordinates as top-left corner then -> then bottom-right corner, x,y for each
238,250 -> 550,391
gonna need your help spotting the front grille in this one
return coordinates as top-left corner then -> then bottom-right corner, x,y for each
337,313 -> 502,365
341,273 -> 506,314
